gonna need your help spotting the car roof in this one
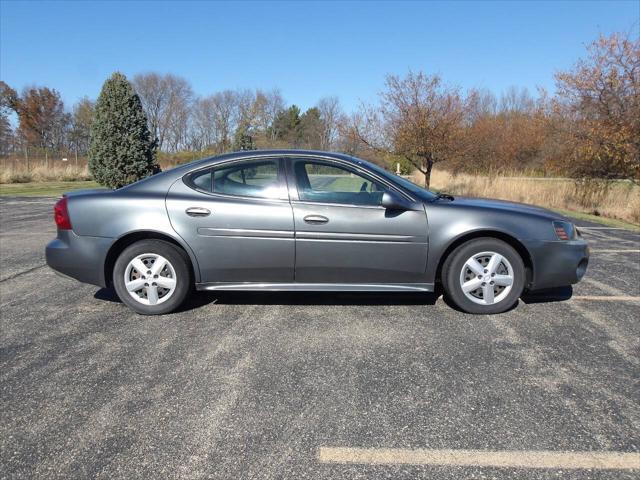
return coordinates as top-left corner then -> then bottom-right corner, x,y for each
204,149 -> 354,162
180,149 -> 358,171
122,150 -> 365,193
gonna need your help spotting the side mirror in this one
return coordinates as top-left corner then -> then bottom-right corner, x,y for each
381,191 -> 413,211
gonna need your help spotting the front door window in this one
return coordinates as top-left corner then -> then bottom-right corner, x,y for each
293,160 -> 388,206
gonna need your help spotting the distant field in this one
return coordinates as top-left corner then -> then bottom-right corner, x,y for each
426,170 -> 640,226
0,181 -> 99,197
1,169 -> 638,229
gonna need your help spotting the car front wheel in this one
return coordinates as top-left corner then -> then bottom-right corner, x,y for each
442,238 -> 525,314
113,239 -> 192,315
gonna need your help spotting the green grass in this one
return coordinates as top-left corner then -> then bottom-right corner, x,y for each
313,176 -> 373,191
0,181 -> 100,197
325,177 -> 359,190
552,208 -> 640,232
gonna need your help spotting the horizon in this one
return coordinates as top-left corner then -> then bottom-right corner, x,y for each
1,0 -> 638,114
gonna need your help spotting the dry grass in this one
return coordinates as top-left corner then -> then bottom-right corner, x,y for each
0,154 -> 191,184
0,164 -> 92,183
421,170 -> 640,225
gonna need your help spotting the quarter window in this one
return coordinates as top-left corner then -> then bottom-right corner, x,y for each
294,160 -> 388,206
191,170 -> 212,192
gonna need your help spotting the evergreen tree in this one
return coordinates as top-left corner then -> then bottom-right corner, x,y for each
232,124 -> 255,151
269,105 -> 301,145
299,107 -> 324,149
89,72 -> 158,189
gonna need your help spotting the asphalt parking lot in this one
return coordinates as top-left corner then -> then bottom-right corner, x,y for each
1,197 -> 639,479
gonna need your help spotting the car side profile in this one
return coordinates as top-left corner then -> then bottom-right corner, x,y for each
46,150 -> 589,315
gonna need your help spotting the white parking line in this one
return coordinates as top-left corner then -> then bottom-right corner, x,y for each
571,295 -> 640,302
317,447 -> 640,470
591,249 -> 640,253
579,227 -> 626,230
582,277 -> 629,296
580,230 -> 621,241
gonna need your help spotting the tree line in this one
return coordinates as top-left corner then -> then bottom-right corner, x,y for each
0,32 -> 637,187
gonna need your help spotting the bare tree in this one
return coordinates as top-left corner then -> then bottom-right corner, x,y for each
210,90 -> 238,152
317,96 -> 343,150
133,73 -> 193,151
132,73 -> 167,146
253,88 -> 285,143
465,88 -> 497,123
234,89 -> 256,129
499,86 -> 535,113
68,97 -> 94,163
190,96 -> 216,150
165,86 -> 192,151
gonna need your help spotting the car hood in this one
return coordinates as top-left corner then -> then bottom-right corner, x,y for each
438,196 -> 565,220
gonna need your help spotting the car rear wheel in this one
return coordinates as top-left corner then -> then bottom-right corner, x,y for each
113,240 -> 192,315
442,238 -> 525,314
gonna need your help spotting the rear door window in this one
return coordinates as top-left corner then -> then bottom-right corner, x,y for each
187,159 -> 285,199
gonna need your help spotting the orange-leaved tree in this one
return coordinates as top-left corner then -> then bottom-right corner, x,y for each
554,33 -> 639,183
355,71 -> 465,188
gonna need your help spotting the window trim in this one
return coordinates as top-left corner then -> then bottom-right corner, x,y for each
183,157 -> 288,202
285,156 -> 413,207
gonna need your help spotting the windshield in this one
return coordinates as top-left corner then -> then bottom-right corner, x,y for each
358,158 -> 437,201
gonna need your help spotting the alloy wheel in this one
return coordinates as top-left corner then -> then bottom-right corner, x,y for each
459,251 -> 514,305
124,253 -> 177,306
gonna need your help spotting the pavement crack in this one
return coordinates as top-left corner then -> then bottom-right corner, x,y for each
0,264 -> 46,283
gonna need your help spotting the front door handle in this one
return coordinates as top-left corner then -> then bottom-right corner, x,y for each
186,207 -> 211,217
304,214 -> 329,225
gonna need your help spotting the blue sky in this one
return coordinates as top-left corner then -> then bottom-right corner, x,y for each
1,0 -> 638,112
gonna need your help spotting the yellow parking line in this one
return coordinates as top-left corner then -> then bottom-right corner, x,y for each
317,447 -> 640,470
571,296 -> 640,302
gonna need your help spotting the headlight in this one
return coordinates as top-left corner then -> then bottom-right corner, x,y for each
553,221 -> 575,241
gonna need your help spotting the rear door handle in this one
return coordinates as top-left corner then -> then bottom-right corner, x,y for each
186,207 -> 211,217
304,215 -> 329,225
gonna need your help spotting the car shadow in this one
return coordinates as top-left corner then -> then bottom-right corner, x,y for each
520,285 -> 574,304
93,285 -> 574,313
182,290 -> 442,309
94,287 -> 442,311
94,288 -> 121,303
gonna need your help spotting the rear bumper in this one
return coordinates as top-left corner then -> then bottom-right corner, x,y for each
45,230 -> 113,288
524,238 -> 589,290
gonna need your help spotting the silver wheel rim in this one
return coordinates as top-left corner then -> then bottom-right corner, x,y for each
459,251 -> 514,306
124,253 -> 177,306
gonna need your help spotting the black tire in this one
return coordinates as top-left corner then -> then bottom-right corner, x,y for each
442,237 -> 525,314
113,240 -> 192,315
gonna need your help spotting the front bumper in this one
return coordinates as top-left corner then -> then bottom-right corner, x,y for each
45,230 -> 113,287
524,238 -> 589,290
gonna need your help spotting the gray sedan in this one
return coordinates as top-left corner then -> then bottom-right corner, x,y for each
46,150 -> 589,315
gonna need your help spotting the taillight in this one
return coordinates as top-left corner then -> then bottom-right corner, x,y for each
553,221 -> 574,241
54,197 -> 72,230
